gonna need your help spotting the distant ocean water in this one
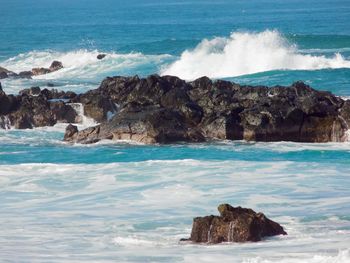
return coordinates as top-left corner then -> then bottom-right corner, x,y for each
1,0 -> 350,262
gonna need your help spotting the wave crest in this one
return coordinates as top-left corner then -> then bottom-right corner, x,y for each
162,30 -> 350,79
1,49 -> 171,80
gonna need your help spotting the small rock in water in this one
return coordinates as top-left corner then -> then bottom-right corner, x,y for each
47,83 -> 55,87
31,61 -> 63,76
49,61 -> 63,72
64,124 -> 79,140
183,204 -> 287,244
97,54 -> 106,60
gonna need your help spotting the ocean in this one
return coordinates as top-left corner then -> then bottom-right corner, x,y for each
1,0 -> 350,262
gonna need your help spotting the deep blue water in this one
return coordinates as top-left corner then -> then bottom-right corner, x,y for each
1,1 -> 350,262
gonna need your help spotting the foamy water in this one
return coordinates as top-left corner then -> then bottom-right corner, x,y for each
162,30 -> 350,80
0,152 -> 350,262
1,30 -> 350,95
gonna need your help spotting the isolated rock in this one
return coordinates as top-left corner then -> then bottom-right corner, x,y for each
49,61 -> 63,72
64,75 -> 349,144
97,54 -> 106,60
183,204 -> 287,244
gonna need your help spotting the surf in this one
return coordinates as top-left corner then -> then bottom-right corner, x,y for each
161,30 -> 350,80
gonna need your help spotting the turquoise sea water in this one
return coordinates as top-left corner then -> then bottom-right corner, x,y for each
1,0 -> 350,262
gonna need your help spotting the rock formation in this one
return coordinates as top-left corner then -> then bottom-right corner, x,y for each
63,75 -> 350,144
0,86 -> 78,129
1,74 -> 350,143
182,204 -> 287,244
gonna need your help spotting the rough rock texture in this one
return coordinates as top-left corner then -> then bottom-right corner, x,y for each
183,204 -> 287,244
64,75 -> 350,144
0,86 -> 79,129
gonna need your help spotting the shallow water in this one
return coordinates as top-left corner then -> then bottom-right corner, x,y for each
1,0 -> 350,262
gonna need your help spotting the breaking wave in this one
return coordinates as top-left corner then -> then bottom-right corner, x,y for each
1,49 -> 171,80
162,30 -> 350,80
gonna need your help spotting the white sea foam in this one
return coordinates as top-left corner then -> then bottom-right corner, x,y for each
0,159 -> 350,262
162,30 -> 350,80
0,49 -> 171,94
1,49 -> 170,78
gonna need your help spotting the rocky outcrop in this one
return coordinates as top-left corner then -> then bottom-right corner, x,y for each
64,75 -> 350,144
182,204 -> 287,244
0,86 -> 79,129
2,74 -> 350,142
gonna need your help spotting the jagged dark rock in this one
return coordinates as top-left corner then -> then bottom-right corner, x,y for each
1,74 -> 350,144
0,86 -> 79,129
182,204 -> 287,244
73,91 -> 117,123
63,75 -> 350,144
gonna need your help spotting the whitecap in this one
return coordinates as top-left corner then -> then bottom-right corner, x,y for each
162,30 -> 350,80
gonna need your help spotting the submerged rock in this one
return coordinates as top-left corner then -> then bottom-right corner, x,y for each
64,75 -> 350,144
183,204 -> 287,244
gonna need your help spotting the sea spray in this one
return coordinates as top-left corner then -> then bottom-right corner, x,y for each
162,30 -> 350,79
68,103 -> 97,127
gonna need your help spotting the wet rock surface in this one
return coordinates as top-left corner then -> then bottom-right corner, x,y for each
182,204 -> 287,244
0,87 -> 79,129
1,74 -> 350,143
64,75 -> 350,144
